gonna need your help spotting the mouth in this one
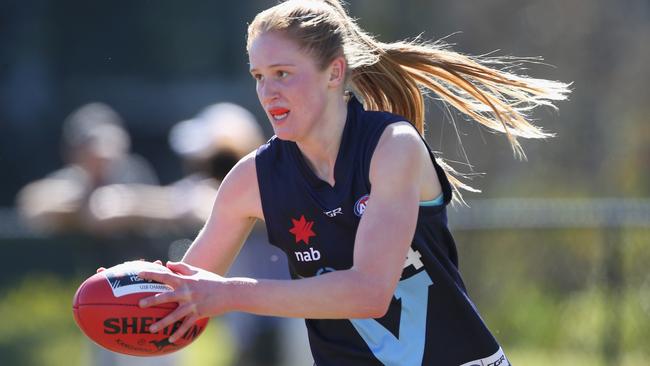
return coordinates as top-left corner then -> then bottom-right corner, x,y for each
268,107 -> 290,122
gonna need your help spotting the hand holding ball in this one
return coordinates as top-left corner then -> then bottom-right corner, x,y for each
72,261 -> 209,356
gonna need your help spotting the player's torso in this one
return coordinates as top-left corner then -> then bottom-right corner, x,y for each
255,98 -> 504,366
256,98 -> 393,278
268,184 -> 370,279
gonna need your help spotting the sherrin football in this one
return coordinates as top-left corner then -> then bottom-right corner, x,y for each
72,261 -> 209,356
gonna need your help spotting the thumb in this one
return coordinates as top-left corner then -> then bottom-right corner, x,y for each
166,261 -> 196,276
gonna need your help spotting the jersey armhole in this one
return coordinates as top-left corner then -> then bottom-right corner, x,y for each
365,119 -> 454,206
254,143 -> 279,246
419,193 -> 444,206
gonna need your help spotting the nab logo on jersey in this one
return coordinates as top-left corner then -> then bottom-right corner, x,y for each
295,247 -> 321,262
354,194 -> 369,217
289,215 -> 321,262
289,215 -> 316,244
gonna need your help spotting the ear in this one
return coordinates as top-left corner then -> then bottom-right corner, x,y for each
327,56 -> 347,88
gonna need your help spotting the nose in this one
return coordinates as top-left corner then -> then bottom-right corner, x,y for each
258,79 -> 279,106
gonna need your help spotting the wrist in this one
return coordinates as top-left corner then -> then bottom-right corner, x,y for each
222,276 -> 258,313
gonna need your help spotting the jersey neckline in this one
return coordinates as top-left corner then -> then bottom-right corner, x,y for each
288,97 -> 358,191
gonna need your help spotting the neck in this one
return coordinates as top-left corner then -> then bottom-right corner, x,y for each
296,94 -> 348,186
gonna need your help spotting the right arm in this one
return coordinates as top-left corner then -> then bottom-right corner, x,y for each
181,151 -> 264,275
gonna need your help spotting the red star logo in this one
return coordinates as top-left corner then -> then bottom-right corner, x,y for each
289,215 -> 316,245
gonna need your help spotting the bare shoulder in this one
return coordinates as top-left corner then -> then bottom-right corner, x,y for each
214,150 -> 263,220
374,122 -> 425,156
224,150 -> 258,182
370,122 -> 441,200
371,122 -> 427,175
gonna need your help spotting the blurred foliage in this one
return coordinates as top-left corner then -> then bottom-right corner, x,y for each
0,274 -> 86,365
179,319 -> 234,366
455,228 -> 650,364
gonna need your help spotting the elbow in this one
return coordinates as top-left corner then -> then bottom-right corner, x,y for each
365,305 -> 390,319
355,284 -> 395,319
371,291 -> 394,319
346,269 -> 396,318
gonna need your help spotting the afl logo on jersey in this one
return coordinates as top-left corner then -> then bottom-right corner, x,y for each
354,194 -> 369,217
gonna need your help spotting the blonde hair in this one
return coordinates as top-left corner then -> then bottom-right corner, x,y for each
247,0 -> 571,199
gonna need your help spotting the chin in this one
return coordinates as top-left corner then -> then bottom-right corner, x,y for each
272,128 -> 297,142
269,116 -> 305,142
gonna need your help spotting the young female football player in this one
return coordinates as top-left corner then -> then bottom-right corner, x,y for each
138,1 -> 569,365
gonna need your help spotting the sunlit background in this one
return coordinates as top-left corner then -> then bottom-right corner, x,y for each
1,1 -> 649,365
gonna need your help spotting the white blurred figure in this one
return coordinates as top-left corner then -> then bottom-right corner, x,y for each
167,102 -> 266,227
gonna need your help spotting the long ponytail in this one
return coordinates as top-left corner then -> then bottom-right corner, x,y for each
247,0 -> 571,199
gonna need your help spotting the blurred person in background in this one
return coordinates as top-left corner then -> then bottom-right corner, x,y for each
135,0 -> 570,365
15,102 -> 169,366
91,102 -> 289,366
86,102 -> 265,234
16,102 -> 158,236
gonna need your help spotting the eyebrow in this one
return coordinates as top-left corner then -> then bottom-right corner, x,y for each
249,63 -> 296,73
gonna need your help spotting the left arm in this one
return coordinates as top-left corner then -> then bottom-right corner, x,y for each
232,122 -> 428,318
139,123 -> 434,341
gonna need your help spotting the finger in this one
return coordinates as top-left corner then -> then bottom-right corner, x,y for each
166,261 -> 196,276
139,290 -> 181,308
96,267 -> 106,273
149,304 -> 192,334
169,314 -> 199,343
138,270 -> 182,288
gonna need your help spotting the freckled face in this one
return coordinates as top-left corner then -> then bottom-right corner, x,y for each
248,32 -> 331,142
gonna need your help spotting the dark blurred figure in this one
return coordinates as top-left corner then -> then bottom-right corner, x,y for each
88,102 -> 288,366
16,102 -> 158,235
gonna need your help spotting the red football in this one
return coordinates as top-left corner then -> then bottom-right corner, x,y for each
72,261 -> 209,356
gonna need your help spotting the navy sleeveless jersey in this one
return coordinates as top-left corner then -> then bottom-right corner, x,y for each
255,97 -> 510,366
